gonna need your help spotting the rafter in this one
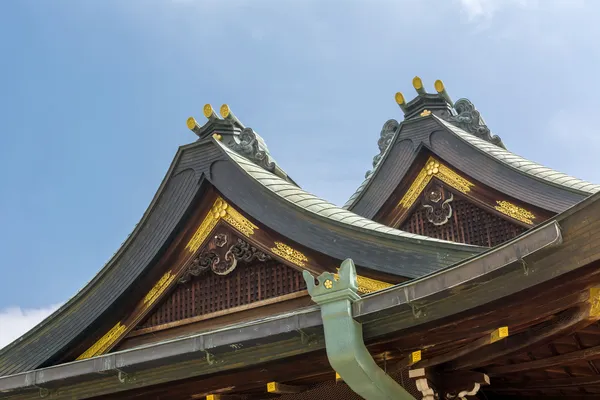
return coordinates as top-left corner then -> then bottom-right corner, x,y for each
485,344 -> 600,376
447,301 -> 596,371
416,327 -> 507,369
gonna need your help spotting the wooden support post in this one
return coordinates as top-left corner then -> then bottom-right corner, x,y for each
266,381 -> 306,394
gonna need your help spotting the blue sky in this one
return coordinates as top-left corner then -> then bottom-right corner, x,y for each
1,0 -> 599,347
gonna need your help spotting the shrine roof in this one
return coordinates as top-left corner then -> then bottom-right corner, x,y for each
435,115 -> 600,194
216,139 -> 456,242
0,117 -> 482,378
344,79 -> 599,218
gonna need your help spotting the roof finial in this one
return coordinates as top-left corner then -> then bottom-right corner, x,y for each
412,76 -> 426,95
203,104 -> 218,121
186,117 -> 202,134
434,79 -> 454,106
395,92 -> 407,112
219,104 -> 244,128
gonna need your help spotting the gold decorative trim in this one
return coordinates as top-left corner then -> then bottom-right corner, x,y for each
490,326 -> 509,343
398,157 -> 474,211
334,270 -> 393,294
144,270 -> 176,306
77,322 -> 127,360
186,197 -> 257,253
589,287 -> 600,317
271,241 -> 308,267
356,275 -> 394,294
420,109 -> 431,117
494,200 -> 535,225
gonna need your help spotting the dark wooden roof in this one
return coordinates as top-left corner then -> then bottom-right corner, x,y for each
344,115 -> 598,219
0,137 -> 481,378
5,184 -> 600,399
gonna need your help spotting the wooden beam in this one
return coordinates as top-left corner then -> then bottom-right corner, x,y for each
266,382 -> 305,394
490,375 -> 600,390
485,343 -> 600,376
389,350 -> 422,372
417,327 -> 507,369
447,304 -> 592,371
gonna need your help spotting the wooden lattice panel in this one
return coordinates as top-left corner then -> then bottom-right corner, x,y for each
400,196 -> 526,247
137,260 -> 306,330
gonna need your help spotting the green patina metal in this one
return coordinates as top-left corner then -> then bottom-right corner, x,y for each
303,259 -> 415,400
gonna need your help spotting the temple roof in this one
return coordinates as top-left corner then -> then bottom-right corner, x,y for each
436,116 -> 600,194
217,140 -> 458,243
0,110 -> 482,377
344,79 -> 599,217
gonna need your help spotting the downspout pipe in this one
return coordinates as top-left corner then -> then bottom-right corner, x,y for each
303,259 -> 415,400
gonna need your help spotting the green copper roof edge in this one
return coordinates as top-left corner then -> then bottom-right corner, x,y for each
303,259 -> 415,400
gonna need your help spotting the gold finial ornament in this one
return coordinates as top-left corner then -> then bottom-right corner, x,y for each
434,79 -> 454,106
413,76 -> 423,89
186,116 -> 202,135
218,104 -> 244,127
219,104 -> 230,118
395,92 -> 408,113
186,116 -> 198,130
395,92 -> 405,105
203,104 -> 218,120
434,79 -> 445,93
413,76 -> 426,95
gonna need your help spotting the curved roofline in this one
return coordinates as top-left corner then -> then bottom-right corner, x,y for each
343,120 -> 408,210
432,115 -> 600,195
214,139 -> 478,251
344,114 -> 597,218
0,145 -> 189,357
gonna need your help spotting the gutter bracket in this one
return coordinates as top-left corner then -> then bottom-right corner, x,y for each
298,329 -> 317,346
205,351 -> 215,365
116,369 -> 135,384
303,259 -> 415,400
519,258 -> 529,276
35,385 -> 50,398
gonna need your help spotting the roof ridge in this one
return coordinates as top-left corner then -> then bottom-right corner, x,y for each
214,139 -> 479,248
433,115 -> 600,195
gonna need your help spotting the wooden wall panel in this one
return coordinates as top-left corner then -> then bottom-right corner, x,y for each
401,194 -> 526,247
136,259 -> 307,331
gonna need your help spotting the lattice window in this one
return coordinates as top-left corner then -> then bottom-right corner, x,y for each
401,196 -> 526,247
137,259 -> 306,330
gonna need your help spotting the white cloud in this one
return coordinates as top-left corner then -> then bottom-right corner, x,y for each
0,304 -> 62,351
